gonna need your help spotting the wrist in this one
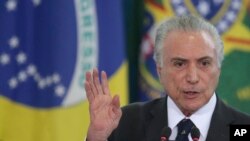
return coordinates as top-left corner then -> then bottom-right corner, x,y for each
87,128 -> 108,141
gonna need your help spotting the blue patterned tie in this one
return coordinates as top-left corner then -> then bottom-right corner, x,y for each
175,118 -> 195,141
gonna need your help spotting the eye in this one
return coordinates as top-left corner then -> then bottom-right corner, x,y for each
200,60 -> 211,67
173,61 -> 186,68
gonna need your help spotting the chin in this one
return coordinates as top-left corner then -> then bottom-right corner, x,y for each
182,103 -> 202,114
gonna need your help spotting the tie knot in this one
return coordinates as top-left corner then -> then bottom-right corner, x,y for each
176,118 -> 195,141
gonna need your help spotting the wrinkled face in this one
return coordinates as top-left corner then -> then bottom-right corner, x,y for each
157,30 -> 221,115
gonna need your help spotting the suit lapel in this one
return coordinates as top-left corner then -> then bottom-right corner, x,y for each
206,97 -> 235,141
145,97 -> 168,141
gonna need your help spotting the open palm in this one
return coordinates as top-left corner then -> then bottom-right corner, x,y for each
85,69 -> 122,141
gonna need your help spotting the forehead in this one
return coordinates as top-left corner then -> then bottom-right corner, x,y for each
162,30 -> 217,60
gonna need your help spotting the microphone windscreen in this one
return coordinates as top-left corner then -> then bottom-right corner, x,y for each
161,126 -> 172,138
191,127 -> 200,141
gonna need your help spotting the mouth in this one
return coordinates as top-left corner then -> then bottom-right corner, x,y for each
183,91 -> 199,94
183,90 -> 200,98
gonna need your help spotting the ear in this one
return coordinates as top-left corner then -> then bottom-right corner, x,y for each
156,64 -> 162,83
217,67 -> 221,77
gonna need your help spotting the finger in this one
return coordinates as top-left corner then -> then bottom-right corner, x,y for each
85,81 -> 94,103
93,68 -> 103,94
86,71 -> 98,97
101,71 -> 110,95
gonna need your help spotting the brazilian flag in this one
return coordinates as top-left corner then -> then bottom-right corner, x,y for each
217,1 -> 250,114
0,0 -> 127,141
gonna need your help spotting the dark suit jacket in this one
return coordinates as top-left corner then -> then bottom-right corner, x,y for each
108,96 -> 250,141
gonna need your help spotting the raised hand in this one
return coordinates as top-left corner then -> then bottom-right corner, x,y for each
85,68 -> 122,141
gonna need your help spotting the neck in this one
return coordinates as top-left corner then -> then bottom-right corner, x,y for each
183,111 -> 192,117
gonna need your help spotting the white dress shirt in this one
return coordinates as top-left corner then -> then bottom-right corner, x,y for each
168,93 -> 217,141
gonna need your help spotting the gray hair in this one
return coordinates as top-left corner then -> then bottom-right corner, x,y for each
153,15 -> 224,67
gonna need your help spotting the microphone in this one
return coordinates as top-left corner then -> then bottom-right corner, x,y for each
160,126 -> 172,141
191,127 -> 200,141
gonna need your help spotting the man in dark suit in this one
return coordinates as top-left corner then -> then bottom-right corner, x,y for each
85,15 -> 250,141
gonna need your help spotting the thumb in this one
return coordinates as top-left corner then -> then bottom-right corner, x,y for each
112,95 -> 122,118
112,95 -> 120,109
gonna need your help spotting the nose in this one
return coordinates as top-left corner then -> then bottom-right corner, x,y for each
186,65 -> 199,84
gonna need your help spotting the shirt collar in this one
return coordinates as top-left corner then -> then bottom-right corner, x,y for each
168,93 -> 217,138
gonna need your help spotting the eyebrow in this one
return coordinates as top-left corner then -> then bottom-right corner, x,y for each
197,56 -> 213,62
170,57 -> 187,62
170,56 -> 213,62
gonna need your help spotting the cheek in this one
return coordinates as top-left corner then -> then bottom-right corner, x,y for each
162,71 -> 183,93
207,69 -> 220,86
200,69 -> 220,94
